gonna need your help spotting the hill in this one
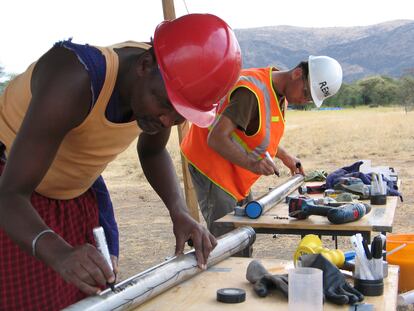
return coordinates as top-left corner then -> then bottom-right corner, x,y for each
234,20 -> 414,82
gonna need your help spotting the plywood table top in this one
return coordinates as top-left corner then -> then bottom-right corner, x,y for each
136,257 -> 399,311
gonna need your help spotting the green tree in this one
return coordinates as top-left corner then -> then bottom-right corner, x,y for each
356,76 -> 398,106
380,76 -> 399,105
0,65 -> 13,95
324,83 -> 363,107
398,75 -> 414,112
315,73 -> 414,109
0,65 -> 7,95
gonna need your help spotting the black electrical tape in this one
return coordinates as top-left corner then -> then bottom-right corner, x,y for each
216,288 -> 246,303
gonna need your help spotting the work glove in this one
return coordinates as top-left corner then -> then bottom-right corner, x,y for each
335,192 -> 359,202
299,254 -> 364,305
333,178 -> 370,199
304,170 -> 328,182
246,260 -> 288,298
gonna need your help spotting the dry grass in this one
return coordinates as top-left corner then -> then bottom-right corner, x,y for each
103,107 -> 414,294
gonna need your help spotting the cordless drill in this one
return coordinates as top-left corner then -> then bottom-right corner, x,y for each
287,196 -> 371,224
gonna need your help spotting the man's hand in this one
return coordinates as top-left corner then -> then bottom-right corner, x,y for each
249,157 -> 280,176
53,244 -> 115,295
171,211 -> 217,269
40,240 -> 116,295
276,146 -> 305,176
282,154 -> 304,176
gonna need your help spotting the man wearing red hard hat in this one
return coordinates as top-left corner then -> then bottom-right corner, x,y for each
0,13 -> 241,310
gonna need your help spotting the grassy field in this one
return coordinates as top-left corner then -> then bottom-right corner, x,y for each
103,106 -> 414,288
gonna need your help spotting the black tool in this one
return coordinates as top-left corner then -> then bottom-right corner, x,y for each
371,236 -> 384,279
371,236 -> 383,259
362,239 -> 372,260
298,184 -> 326,195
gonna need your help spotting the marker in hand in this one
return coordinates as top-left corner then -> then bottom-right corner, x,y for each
264,151 -> 280,177
93,227 -> 116,292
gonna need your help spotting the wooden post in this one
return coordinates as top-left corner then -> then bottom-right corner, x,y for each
161,0 -> 200,221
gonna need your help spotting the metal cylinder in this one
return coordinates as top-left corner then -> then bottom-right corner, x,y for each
63,226 -> 256,311
245,174 -> 304,219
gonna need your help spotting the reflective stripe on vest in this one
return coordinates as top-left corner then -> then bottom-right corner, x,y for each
181,67 -> 285,200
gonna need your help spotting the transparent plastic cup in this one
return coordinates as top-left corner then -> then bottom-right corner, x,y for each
288,267 -> 323,311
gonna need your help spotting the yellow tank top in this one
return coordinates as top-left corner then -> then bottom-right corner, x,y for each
0,42 -> 150,199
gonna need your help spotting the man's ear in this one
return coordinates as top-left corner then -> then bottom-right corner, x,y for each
291,67 -> 304,81
137,51 -> 156,77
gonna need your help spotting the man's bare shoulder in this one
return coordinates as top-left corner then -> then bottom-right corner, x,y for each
31,45 -> 90,95
29,45 -> 92,127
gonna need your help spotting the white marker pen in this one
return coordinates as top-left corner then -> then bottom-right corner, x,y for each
265,151 -> 279,176
93,226 -> 115,291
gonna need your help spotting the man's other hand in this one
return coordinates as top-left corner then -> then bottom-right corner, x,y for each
172,211 -> 217,269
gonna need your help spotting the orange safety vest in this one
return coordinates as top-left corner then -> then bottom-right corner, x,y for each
181,67 -> 285,201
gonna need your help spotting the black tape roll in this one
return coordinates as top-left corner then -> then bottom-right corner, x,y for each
370,195 -> 387,205
216,288 -> 246,303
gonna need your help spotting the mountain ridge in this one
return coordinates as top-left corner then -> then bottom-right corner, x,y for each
234,20 -> 414,81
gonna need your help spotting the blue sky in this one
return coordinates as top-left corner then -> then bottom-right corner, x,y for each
1,0 -> 413,74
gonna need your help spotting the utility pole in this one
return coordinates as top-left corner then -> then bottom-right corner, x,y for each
161,0 -> 200,222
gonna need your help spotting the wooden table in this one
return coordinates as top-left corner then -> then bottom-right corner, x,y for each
215,185 -> 399,243
136,257 -> 399,311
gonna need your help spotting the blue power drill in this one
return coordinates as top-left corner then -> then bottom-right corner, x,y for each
287,196 -> 371,224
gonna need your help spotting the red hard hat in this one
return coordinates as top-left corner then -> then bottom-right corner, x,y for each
153,13 -> 242,127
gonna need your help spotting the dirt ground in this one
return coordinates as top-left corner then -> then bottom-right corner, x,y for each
103,107 -> 414,308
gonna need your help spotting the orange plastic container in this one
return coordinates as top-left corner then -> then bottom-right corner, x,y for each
386,234 -> 414,292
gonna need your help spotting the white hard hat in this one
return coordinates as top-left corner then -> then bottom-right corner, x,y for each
308,55 -> 343,108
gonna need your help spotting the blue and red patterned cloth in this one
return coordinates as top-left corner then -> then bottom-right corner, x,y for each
0,160 -> 98,310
